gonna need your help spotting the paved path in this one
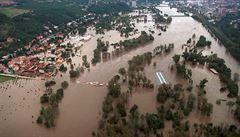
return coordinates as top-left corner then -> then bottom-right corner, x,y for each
0,73 -> 33,79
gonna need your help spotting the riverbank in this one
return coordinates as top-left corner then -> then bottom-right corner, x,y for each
183,8 -> 240,61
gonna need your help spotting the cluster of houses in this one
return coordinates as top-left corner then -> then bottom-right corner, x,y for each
0,55 -> 54,78
7,56 -> 51,77
203,1 -> 239,19
0,10 -> 97,78
175,0 -> 239,20
0,32 -> 67,78
0,29 -> 94,78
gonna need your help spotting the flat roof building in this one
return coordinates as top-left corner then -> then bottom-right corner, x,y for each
155,71 -> 167,85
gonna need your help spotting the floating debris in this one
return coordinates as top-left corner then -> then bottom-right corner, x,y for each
76,81 -> 107,87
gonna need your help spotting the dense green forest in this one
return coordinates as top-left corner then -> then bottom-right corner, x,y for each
218,13 -> 240,44
0,14 -> 13,42
87,2 -> 131,14
215,12 -> 240,61
13,2 -> 86,40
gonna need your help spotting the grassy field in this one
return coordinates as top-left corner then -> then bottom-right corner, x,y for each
0,75 -> 15,83
0,8 -> 29,18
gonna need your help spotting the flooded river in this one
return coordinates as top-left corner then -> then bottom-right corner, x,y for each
0,5 -> 240,137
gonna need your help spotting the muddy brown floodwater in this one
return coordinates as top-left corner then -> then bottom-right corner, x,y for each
0,5 -> 240,137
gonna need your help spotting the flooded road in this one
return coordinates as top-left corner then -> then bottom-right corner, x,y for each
0,5 -> 240,137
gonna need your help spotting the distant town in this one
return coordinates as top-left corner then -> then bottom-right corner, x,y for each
175,0 -> 239,22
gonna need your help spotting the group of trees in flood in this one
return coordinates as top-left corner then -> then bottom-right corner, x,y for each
153,43 -> 174,55
175,62 -> 192,83
196,35 -> 212,47
37,80 -> 69,128
91,39 -> 109,65
91,31 -> 154,65
93,47 -> 223,136
93,52 -> 162,136
118,31 -> 154,51
95,66 -> 222,137
82,55 -> 90,68
112,31 -> 154,56
59,64 -> 68,72
127,52 -> 154,89
69,67 -> 82,78
156,83 -> 198,129
196,78 -> 213,116
150,7 -> 172,24
115,16 -> 137,37
181,47 -> 238,97
177,34 -> 239,98
94,14 -> 137,35
172,53 -> 193,83
154,13 -> 172,24
171,35 -> 240,125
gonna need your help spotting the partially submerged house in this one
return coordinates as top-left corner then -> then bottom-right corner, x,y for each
209,68 -> 218,75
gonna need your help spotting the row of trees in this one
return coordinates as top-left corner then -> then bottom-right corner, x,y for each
91,39 -> 109,65
82,55 -> 90,68
191,123 -> 240,137
113,31 -> 154,52
92,31 -> 154,65
37,80 -> 69,128
150,7 -> 172,24
153,43 -> 174,55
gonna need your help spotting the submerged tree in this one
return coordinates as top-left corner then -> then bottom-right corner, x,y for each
199,78 -> 208,89
108,81 -> 121,98
172,54 -> 181,64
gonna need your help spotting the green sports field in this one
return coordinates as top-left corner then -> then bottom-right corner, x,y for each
0,75 -> 15,83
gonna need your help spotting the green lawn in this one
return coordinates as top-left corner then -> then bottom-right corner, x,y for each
0,75 -> 15,83
0,8 -> 29,18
